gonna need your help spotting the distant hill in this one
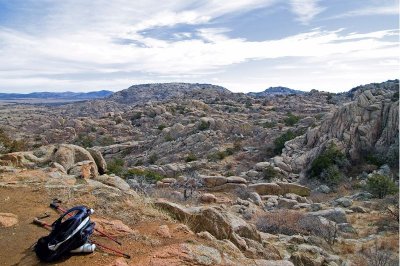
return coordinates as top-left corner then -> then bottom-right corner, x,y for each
0,90 -> 113,100
108,83 -> 233,104
248,86 -> 305,97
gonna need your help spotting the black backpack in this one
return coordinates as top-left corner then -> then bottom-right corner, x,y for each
34,206 -> 95,262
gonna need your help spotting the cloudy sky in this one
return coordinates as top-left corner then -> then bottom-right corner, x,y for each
0,0 -> 398,93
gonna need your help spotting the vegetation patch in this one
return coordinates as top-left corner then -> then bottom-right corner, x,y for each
273,130 -> 298,155
157,124 -> 167,130
148,153 -> 158,164
0,128 -> 27,153
125,168 -> 165,182
262,166 -> 282,181
262,121 -> 276,128
107,158 -> 125,176
198,120 -> 210,131
366,174 -> 398,199
185,152 -> 197,162
207,147 -> 235,161
309,143 -> 348,185
283,112 -> 300,126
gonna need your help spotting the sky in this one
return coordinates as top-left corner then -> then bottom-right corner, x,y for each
0,0 -> 398,93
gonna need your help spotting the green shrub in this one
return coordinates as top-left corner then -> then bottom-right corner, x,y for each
309,143 -> 348,185
148,153 -> 158,164
185,153 -> 197,162
131,112 -> 142,120
262,166 -> 282,181
315,113 -> 324,120
225,147 -> 235,156
262,121 -> 276,128
107,158 -> 125,176
125,168 -> 165,182
158,124 -> 167,130
207,150 -> 228,161
365,153 -> 385,167
283,112 -> 300,126
198,120 -> 210,131
164,133 -> 174,142
319,165 -> 344,186
392,91 -> 399,102
148,111 -> 157,118
0,128 -> 28,153
273,130 -> 297,155
99,136 -> 115,146
74,134 -> 95,148
233,140 -> 242,151
224,171 -> 235,177
366,174 -> 398,199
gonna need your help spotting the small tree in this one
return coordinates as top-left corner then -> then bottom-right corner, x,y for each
185,153 -> 197,162
283,112 -> 300,126
107,158 -> 125,176
148,153 -> 158,164
309,143 -> 348,184
198,120 -> 210,131
273,130 -> 296,155
366,174 -> 398,199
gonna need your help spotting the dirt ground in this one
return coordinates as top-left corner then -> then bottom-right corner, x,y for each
0,185 -> 199,266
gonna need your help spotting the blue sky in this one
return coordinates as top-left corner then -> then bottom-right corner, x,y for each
0,0 -> 398,93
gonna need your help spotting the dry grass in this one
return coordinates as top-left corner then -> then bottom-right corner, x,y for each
256,210 -> 309,236
337,242 -> 357,254
47,185 -> 170,227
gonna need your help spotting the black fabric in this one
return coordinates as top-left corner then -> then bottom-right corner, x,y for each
34,206 -> 95,262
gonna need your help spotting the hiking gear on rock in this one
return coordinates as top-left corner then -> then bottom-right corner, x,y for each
70,243 -> 96,253
34,206 -> 95,262
50,199 -> 122,245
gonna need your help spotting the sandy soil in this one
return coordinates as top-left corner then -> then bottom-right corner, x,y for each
0,185 -> 198,266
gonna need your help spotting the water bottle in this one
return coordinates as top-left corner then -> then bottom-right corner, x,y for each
70,243 -> 96,253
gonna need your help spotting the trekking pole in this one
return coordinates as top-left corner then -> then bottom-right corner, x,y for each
32,218 -> 131,259
33,218 -> 51,229
50,201 -> 122,246
91,241 -> 131,259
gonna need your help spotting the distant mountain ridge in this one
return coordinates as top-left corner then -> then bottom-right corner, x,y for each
248,86 -> 305,97
0,90 -> 113,100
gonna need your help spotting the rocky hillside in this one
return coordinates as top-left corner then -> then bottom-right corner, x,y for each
108,83 -> 234,104
0,80 -> 399,265
270,82 -> 399,176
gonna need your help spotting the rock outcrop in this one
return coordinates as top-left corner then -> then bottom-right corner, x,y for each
272,86 -> 399,174
0,144 -> 107,179
248,182 -> 310,196
155,200 -> 261,252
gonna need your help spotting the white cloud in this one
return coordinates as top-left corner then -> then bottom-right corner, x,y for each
290,0 -> 325,24
329,4 -> 399,19
0,0 -> 398,93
